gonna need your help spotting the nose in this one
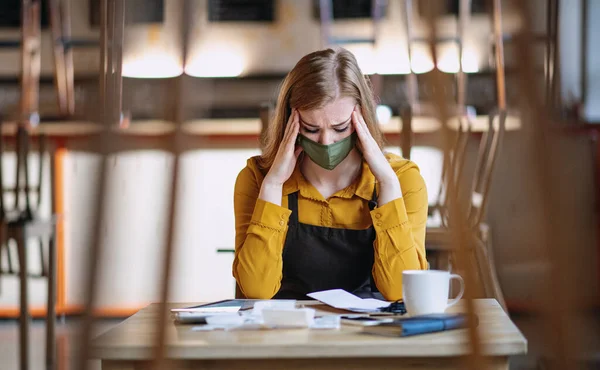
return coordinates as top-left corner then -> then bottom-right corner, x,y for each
318,130 -> 334,145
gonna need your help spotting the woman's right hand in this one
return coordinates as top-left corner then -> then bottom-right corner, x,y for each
264,109 -> 303,186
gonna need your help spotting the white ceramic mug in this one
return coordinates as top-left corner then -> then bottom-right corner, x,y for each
402,270 -> 465,316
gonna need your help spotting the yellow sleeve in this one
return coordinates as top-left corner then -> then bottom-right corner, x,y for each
232,166 -> 292,299
370,167 -> 429,301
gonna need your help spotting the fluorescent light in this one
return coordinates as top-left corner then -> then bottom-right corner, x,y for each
437,44 -> 480,73
410,48 -> 435,74
345,44 -> 412,75
185,46 -> 245,77
122,49 -> 183,78
121,5 -> 184,79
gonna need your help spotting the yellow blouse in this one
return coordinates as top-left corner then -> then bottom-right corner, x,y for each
233,153 -> 428,301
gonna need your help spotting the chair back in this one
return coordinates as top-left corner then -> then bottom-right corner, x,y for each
466,109 -> 507,229
10,126 -> 49,221
399,106 -> 414,160
435,114 -> 472,226
48,0 -> 76,116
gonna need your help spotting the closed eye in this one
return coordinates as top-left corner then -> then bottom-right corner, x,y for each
302,126 -> 319,134
301,125 -> 349,134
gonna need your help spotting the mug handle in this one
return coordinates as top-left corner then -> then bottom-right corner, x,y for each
447,274 -> 465,308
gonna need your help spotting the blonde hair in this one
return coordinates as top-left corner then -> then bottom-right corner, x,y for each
258,48 -> 386,170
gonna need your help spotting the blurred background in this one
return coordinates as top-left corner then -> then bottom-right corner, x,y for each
0,0 -> 598,369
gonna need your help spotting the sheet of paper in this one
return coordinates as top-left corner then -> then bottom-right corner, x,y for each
307,289 -> 390,312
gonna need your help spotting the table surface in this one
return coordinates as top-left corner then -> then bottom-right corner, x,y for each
91,299 -> 527,361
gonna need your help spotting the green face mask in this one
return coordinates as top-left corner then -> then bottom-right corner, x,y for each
297,132 -> 357,170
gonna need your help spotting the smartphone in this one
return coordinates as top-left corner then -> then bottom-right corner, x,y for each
340,316 -> 394,327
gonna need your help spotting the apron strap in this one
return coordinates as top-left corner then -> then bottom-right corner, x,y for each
369,184 -> 379,293
288,191 -> 299,225
368,185 -> 378,211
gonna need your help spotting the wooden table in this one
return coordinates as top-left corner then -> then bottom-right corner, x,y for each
91,299 -> 526,370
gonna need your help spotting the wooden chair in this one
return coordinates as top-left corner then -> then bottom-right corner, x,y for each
0,2 -> 58,369
399,106 -> 414,160
47,0 -> 99,118
48,0 -> 75,117
0,127 -> 58,370
426,110 -> 507,310
429,110 -> 472,228
465,109 -> 507,308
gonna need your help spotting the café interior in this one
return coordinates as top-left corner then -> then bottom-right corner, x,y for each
0,0 -> 599,369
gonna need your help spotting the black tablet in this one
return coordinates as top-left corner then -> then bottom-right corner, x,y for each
170,299 -> 252,313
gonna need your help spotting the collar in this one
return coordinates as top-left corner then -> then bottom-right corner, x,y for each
282,158 -> 377,201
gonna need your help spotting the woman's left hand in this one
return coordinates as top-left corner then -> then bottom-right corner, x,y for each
352,107 -> 403,204
352,107 -> 395,183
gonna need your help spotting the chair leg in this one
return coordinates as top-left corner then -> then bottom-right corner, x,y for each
39,238 -> 47,277
16,228 -> 30,370
0,243 -> 3,295
472,236 -> 507,311
463,250 -> 486,299
7,241 -> 15,273
46,233 -> 56,370
482,236 -> 507,311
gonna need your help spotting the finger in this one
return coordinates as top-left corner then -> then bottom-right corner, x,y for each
354,107 -> 369,131
352,111 -> 378,158
286,114 -> 300,150
280,114 -> 298,155
294,146 -> 303,158
352,111 -> 368,138
354,110 -> 376,144
282,109 -> 296,142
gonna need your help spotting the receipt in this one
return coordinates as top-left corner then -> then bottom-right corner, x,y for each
307,289 -> 390,312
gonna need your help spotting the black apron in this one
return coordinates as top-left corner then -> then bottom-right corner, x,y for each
273,188 -> 383,300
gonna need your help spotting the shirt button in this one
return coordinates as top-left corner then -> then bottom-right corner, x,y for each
280,214 -> 286,220
375,213 -> 382,219
376,222 -> 382,227
279,220 -> 285,226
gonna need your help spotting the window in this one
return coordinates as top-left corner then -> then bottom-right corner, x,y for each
208,0 -> 275,22
90,0 -> 164,27
312,0 -> 383,20
417,0 -> 487,17
0,0 -> 50,29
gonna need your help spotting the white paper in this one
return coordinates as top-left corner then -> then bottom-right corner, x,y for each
307,289 -> 390,312
262,308 -> 315,328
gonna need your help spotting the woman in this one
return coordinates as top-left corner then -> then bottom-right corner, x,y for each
233,48 -> 428,301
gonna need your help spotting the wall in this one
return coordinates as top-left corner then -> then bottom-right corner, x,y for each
485,130 -> 598,303
65,148 -> 263,307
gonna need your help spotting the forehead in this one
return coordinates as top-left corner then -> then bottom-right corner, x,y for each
298,97 -> 356,126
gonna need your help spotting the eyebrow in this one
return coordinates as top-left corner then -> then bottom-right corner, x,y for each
298,114 -> 352,128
